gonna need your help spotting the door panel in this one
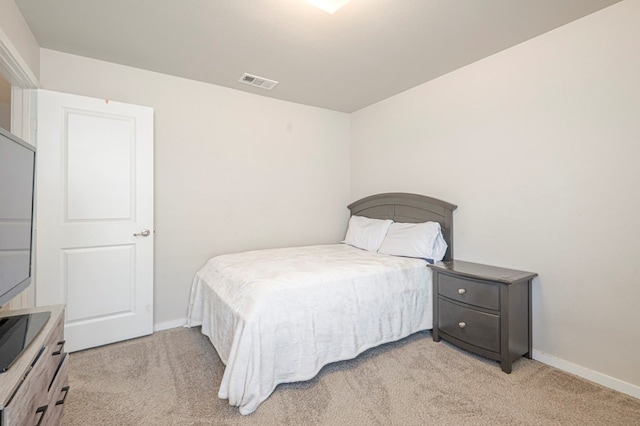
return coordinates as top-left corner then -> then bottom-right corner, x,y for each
65,110 -> 134,221
36,90 -> 153,352
64,245 -> 135,322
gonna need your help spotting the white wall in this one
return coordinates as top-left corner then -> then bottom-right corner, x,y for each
0,74 -> 10,130
39,49 -> 351,328
351,0 -> 640,391
0,103 -> 9,130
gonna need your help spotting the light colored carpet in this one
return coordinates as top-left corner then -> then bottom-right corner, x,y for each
64,327 -> 640,425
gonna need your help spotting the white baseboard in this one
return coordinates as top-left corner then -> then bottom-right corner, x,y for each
153,318 -> 187,332
533,350 -> 640,400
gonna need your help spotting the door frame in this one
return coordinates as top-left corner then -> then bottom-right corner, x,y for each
1,27 -> 39,309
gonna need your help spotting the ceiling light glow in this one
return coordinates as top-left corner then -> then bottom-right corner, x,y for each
305,0 -> 351,14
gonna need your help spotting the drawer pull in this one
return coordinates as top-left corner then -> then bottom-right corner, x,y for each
35,405 -> 48,426
458,288 -> 466,295
53,340 -> 66,356
458,321 -> 467,329
56,386 -> 70,405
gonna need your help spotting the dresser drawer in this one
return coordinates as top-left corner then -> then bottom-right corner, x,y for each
42,354 -> 69,426
438,298 -> 500,353
1,306 -> 68,426
4,346 -> 50,426
42,311 -> 66,378
438,273 -> 500,310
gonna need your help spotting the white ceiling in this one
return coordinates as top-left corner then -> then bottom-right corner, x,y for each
15,0 -> 620,113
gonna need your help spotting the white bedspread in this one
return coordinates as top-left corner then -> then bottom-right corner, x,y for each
186,244 -> 432,415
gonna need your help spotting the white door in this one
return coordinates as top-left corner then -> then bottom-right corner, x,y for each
36,90 -> 154,352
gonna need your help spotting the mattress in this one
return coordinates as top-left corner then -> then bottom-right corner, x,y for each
186,243 -> 432,415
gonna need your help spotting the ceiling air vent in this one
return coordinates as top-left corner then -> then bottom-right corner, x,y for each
239,73 -> 278,90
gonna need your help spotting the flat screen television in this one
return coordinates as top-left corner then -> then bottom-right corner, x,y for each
0,125 -> 43,373
0,126 -> 36,307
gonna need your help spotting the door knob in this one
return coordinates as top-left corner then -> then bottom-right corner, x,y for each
133,229 -> 151,237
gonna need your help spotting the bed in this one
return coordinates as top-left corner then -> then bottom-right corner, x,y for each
186,193 -> 457,415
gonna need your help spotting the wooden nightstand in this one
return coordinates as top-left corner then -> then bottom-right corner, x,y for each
429,260 -> 537,373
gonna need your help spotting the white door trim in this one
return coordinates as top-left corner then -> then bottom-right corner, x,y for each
1,26 -> 38,310
0,26 -> 39,89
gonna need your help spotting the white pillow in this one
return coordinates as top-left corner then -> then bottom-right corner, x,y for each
342,215 -> 393,252
378,221 -> 448,261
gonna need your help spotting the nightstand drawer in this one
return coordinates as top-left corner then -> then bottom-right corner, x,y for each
438,298 -> 500,353
438,273 -> 499,310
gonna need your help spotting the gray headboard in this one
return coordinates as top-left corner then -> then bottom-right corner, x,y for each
347,193 -> 457,261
